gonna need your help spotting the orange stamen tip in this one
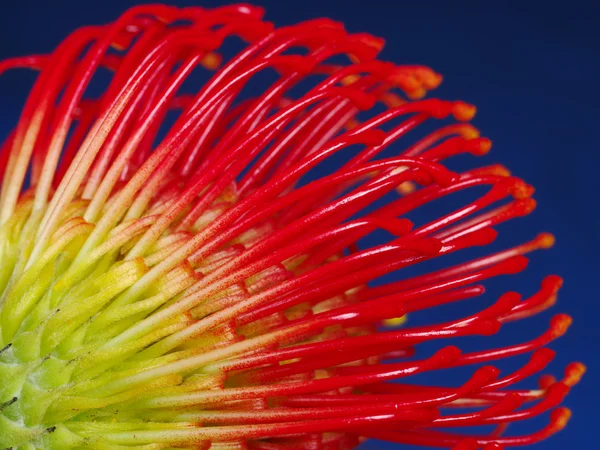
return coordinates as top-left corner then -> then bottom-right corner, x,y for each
473,164 -> 510,177
490,165 -> 511,177
551,314 -> 572,337
564,362 -> 586,386
392,73 -> 420,91
551,407 -> 572,430
412,67 -> 443,90
345,118 -> 360,130
516,197 -> 537,215
462,127 -> 481,140
111,43 -> 128,52
411,67 -> 443,89
424,72 -> 443,89
407,86 -> 427,100
479,137 -> 492,153
383,315 -> 407,327
535,232 -> 556,249
341,74 -> 361,86
466,137 -> 492,156
510,181 -> 535,199
381,92 -> 405,107
452,101 -> 477,121
396,181 -> 417,195
201,52 -> 223,70
357,33 -> 386,51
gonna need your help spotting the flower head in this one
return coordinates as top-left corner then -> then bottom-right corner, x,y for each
0,4 -> 583,449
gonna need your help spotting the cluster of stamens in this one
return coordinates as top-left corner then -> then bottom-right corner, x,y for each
0,4 -> 582,449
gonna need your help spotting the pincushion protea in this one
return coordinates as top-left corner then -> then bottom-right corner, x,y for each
0,3 -> 584,449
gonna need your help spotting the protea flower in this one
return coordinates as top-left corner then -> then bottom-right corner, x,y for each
0,4 -> 584,449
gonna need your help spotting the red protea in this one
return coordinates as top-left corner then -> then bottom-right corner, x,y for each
0,4 -> 583,449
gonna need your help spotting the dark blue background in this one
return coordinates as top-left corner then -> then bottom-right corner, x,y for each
1,1 -> 597,448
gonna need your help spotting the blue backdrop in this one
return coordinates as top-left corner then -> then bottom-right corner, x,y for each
1,0 -> 597,448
